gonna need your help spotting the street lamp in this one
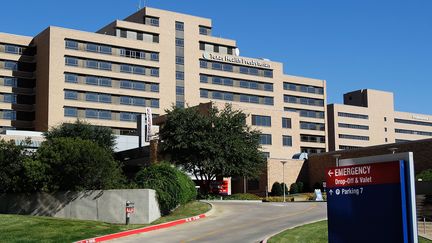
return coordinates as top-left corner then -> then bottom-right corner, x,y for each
281,160 -> 287,202
333,154 -> 341,167
388,147 -> 398,154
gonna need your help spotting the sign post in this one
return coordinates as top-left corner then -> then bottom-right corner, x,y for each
125,201 -> 135,225
326,152 -> 417,243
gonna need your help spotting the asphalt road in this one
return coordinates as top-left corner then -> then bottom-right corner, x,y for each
110,201 -> 327,243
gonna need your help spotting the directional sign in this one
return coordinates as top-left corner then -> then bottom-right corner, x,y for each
326,155 -> 417,243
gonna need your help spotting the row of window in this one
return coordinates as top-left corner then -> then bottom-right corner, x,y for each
116,28 -> 159,43
338,112 -> 369,120
200,74 -> 273,91
300,134 -> 325,143
65,40 -> 159,61
64,107 -> 158,122
250,115 -> 292,128
200,60 -> 273,78
199,26 -> 211,36
144,16 -> 159,26
259,134 -> 292,146
395,129 -> 432,137
1,60 -> 18,71
394,118 -> 432,127
285,108 -> 325,119
339,134 -> 370,141
284,95 -> 324,107
283,82 -> 324,95
338,123 -> 369,130
64,90 -> 159,108
175,21 -> 185,108
0,110 -> 16,120
0,76 -> 17,87
200,89 -> 274,106
1,44 -> 35,56
65,73 -> 159,92
64,57 -> 159,76
300,122 -> 325,131
199,42 -> 235,55
301,147 -> 325,154
339,145 -> 362,150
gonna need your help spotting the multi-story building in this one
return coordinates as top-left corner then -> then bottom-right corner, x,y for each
328,89 -> 432,151
0,7 -> 327,160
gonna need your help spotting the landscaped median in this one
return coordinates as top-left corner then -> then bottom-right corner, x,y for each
266,220 -> 432,243
0,201 -> 211,243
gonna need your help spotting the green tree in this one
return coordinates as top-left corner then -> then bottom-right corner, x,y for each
271,182 -> 282,196
0,139 -> 27,192
135,163 -> 197,215
43,120 -> 116,151
36,137 -> 124,191
416,169 -> 432,182
290,183 -> 299,194
159,104 -> 266,191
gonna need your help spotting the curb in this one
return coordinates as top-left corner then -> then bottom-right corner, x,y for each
75,202 -> 214,243
260,218 -> 327,243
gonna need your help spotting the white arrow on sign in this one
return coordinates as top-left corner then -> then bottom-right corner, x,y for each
329,189 -> 333,195
328,170 -> 334,177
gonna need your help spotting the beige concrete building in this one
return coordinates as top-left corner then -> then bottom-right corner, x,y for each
0,7 -> 327,161
328,89 -> 432,151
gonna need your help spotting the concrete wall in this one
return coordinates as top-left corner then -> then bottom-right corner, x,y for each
0,189 -> 160,224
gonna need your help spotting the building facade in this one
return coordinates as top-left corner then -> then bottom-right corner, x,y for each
328,89 -> 432,151
0,7 -> 327,162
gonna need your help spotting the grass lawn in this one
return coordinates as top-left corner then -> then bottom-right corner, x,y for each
0,201 -> 210,243
268,220 -> 432,243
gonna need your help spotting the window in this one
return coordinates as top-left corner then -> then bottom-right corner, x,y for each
176,56 -> 184,65
2,110 -> 16,120
151,52 -> 159,61
223,78 -> 233,86
264,83 -> 273,91
200,75 -> 208,83
339,134 -> 370,141
301,134 -> 326,143
65,73 -> 78,83
175,38 -> 184,47
252,115 -> 271,127
85,109 -> 98,118
120,112 -> 135,121
86,43 -> 98,52
99,45 -> 112,54
150,84 -> 159,92
222,64 -> 233,72
85,93 -> 98,102
150,99 -> 159,108
133,66 -> 145,75
264,97 -> 274,105
86,60 -> 98,69
176,71 -> 184,80
212,91 -> 223,100
240,80 -> 249,88
86,76 -> 98,85
99,94 -> 111,103
212,62 -> 222,70
99,62 -> 111,71
176,101 -> 184,108
385,127 -> 388,132
120,64 -> 132,73
338,123 -> 369,130
176,86 -> 184,95
99,110 -> 112,120
151,68 -> 159,77
301,122 -> 325,131
3,94 -> 16,103
64,107 -> 77,117
4,77 -> 17,87
282,118 -> 291,128
200,60 -> 208,68
282,135 -> 292,147
239,66 -> 248,74
212,77 -> 222,85
283,82 -> 323,94
199,26 -> 211,35
145,16 -> 159,26
175,22 -> 184,31
65,40 -> 78,50
284,95 -> 324,107
64,90 -> 78,100
200,89 -> 208,98
65,57 -> 77,66
223,93 -> 233,101
395,129 -> 432,136
259,134 -> 272,145
99,78 -> 112,87
286,108 -> 325,119
4,61 -> 18,71
384,117 -> 387,122
120,81 -> 132,89
394,118 -> 432,127
262,152 -> 270,159
264,70 -> 273,78
120,96 -> 132,105
133,98 -> 146,106
133,82 -> 145,91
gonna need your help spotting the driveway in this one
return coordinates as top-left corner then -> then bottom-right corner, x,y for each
110,201 -> 327,243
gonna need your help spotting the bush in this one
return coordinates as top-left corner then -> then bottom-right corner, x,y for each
271,182 -> 282,196
224,193 -> 261,200
417,169 -> 432,182
290,183 -> 299,194
36,137 -> 124,191
135,163 -> 197,215
263,196 -> 295,202
296,181 -> 304,193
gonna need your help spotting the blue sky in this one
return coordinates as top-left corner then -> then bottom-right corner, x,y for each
1,0 -> 431,114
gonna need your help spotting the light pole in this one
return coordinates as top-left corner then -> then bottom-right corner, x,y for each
281,161 -> 287,202
388,147 -> 398,154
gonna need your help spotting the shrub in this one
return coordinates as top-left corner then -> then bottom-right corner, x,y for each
271,182 -> 282,196
224,193 -> 261,200
290,183 -> 299,194
417,169 -> 432,182
296,181 -> 304,193
135,163 -> 197,215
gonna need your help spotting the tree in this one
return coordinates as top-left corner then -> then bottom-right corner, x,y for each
36,137 -> 124,191
417,169 -> 432,182
43,120 -> 116,151
271,182 -> 282,196
0,139 -> 28,192
289,183 -> 299,194
159,104 -> 266,191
